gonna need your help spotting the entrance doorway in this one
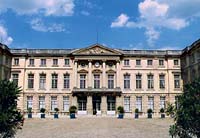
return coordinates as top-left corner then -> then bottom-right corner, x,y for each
92,96 -> 101,115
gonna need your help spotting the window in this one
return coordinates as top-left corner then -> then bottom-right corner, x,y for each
174,74 -> 180,88
51,96 -> 57,111
29,59 -> 34,66
124,97 -> 130,112
136,74 -> 142,89
28,74 -> 34,89
80,74 -> 86,89
64,74 -> 70,89
108,75 -> 114,89
27,96 -> 33,109
159,74 -> 165,89
12,74 -> 19,86
78,96 -> 87,111
136,59 -> 141,66
63,96 -> 69,111
39,74 -> 46,89
40,59 -> 46,66
159,59 -> 164,66
124,74 -> 130,89
107,96 -> 116,111
174,60 -> 179,66
53,59 -> 58,66
160,97 -> 166,109
14,58 -> 19,65
64,59 -> 70,66
94,74 -> 100,88
175,96 -> 179,109
52,73 -> 58,89
136,97 -> 142,112
147,59 -> 153,66
124,59 -> 130,66
39,96 -> 45,109
148,97 -> 154,110
147,74 -> 154,89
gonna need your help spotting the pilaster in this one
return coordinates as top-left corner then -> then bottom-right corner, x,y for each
101,96 -> 107,115
87,96 -> 93,115
102,61 -> 106,88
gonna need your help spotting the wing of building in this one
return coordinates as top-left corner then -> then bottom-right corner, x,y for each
9,43 -> 184,116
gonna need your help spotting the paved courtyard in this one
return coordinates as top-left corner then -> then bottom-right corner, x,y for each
16,117 -> 173,138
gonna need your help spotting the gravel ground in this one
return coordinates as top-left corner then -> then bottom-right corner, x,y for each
16,117 -> 173,138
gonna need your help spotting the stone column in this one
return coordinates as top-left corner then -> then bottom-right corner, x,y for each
102,61 -> 106,88
33,94 -> 38,114
45,94 -> 50,115
87,96 -> 93,115
71,96 -> 78,107
143,95 -> 148,115
130,95 -> 135,113
116,61 -> 120,88
101,96 -> 107,115
116,96 -> 123,109
58,95 -> 63,113
154,95 -> 160,116
74,61 -> 78,87
88,60 -> 92,88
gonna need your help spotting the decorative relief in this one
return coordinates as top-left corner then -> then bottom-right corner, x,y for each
80,47 -> 113,54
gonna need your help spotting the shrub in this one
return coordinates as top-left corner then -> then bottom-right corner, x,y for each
147,108 -> 153,114
117,106 -> 125,114
160,108 -> 165,113
54,108 -> 59,113
27,108 -> 32,113
135,108 -> 139,113
40,108 -> 46,113
69,106 -> 77,114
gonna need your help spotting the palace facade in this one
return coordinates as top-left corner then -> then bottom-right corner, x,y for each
181,39 -> 200,85
0,43 -> 12,80
10,44 -> 183,116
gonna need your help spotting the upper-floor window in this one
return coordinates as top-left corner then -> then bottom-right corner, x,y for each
94,74 -> 100,89
108,74 -> 114,89
64,74 -> 70,89
174,74 -> 180,88
80,74 -> 86,89
29,59 -> 34,66
40,59 -> 46,66
12,74 -> 19,87
147,74 -> 154,89
52,73 -> 58,89
124,74 -> 130,89
53,59 -> 58,66
147,59 -> 153,66
39,74 -> 46,89
136,59 -> 141,66
159,74 -> 165,89
136,74 -> 142,89
64,59 -> 70,66
159,59 -> 164,66
28,74 -> 34,89
124,59 -> 130,66
174,60 -> 179,66
14,58 -> 19,66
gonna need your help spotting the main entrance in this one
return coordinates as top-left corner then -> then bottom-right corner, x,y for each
92,96 -> 101,115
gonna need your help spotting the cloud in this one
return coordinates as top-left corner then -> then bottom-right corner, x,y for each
30,18 -> 65,32
110,0 -> 198,46
0,0 -> 75,16
111,14 -> 129,28
0,25 -> 13,45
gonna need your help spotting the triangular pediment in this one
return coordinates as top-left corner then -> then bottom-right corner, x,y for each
72,44 -> 122,55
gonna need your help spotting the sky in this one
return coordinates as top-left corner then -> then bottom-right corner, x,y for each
0,0 -> 200,50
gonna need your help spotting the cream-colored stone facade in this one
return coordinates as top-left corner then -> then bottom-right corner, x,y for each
10,44 -> 183,116
181,39 -> 200,84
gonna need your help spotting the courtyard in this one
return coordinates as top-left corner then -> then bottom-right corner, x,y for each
16,117 -> 173,138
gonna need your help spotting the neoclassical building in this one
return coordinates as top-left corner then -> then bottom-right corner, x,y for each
10,44 -> 183,116
181,39 -> 200,85
0,43 -> 12,80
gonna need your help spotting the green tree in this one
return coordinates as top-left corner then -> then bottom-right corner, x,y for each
172,78 -> 200,138
0,80 -> 24,138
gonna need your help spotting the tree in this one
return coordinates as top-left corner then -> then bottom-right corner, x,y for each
171,78 -> 200,138
0,80 -> 24,138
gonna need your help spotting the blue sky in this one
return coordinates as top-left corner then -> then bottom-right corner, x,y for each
0,0 -> 200,50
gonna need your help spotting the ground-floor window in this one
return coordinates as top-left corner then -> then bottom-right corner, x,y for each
63,96 -> 69,111
51,96 -> 58,111
148,96 -> 154,110
124,96 -> 130,112
136,96 -> 142,112
27,96 -> 33,109
107,96 -> 116,111
78,96 -> 87,111
93,96 -> 101,111
39,96 -> 45,109
160,96 -> 165,109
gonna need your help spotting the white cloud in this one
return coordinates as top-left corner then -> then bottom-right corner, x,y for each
0,25 -> 13,45
0,0 -> 75,16
111,14 -> 129,28
30,18 -> 65,32
110,0 -> 197,46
